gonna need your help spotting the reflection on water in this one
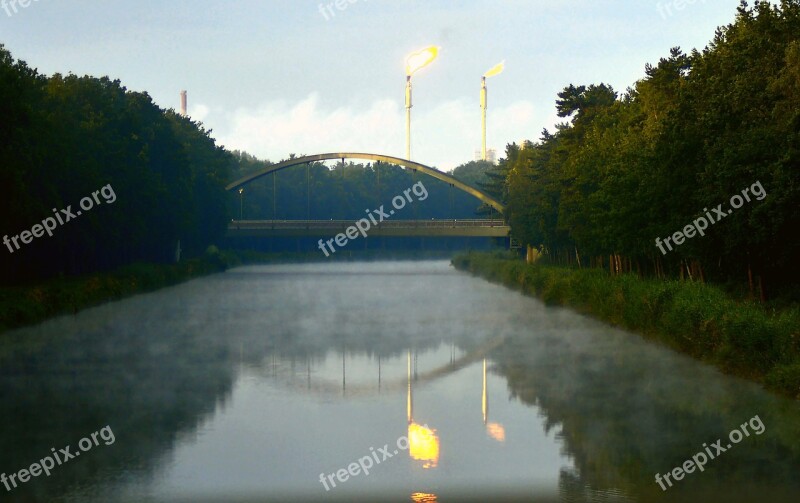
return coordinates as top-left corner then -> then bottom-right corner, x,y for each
482,358 -> 506,443
411,492 -> 439,502
408,423 -> 440,469
407,350 -> 440,470
0,261 -> 799,502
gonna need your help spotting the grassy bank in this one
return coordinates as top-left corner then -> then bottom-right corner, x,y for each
0,249 -> 238,334
453,252 -> 800,398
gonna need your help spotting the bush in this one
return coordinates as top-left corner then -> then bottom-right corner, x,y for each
766,363 -> 800,399
0,255 -> 230,335
452,252 -> 800,398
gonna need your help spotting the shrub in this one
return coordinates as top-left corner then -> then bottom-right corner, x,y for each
452,252 -> 800,398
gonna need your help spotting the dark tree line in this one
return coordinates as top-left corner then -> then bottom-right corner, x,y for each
0,41 -> 496,284
0,45 -> 233,284
488,1 -> 800,299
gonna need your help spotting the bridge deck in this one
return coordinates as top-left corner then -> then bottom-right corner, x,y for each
227,219 -> 510,238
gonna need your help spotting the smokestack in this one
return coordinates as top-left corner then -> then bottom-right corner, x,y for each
180,90 -> 187,117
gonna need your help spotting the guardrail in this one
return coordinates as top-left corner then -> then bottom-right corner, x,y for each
227,219 -> 510,238
229,219 -> 507,229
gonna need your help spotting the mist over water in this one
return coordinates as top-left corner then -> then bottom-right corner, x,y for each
1,261 -> 799,502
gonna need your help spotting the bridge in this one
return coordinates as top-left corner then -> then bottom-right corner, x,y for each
225,152 -> 509,240
228,219 -> 510,238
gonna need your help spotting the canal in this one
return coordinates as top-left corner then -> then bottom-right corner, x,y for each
1,261 -> 799,502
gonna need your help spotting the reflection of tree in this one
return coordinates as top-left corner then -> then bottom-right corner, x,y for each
490,330 -> 800,502
0,286 -> 504,501
0,308 -> 238,502
559,467 -> 633,503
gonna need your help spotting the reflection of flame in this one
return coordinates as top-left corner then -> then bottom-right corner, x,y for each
411,492 -> 438,502
408,422 -> 440,469
486,422 -> 506,442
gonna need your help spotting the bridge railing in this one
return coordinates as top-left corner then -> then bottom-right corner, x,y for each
229,219 -> 508,229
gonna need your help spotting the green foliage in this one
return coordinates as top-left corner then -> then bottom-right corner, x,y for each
766,363 -> 800,399
0,257 -> 229,334
454,253 -> 800,398
228,154 -> 495,222
0,45 -> 233,284
499,1 -> 800,297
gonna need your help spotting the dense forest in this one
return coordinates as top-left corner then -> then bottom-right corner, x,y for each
0,42 -> 493,284
3,0 -> 799,299
0,45 -> 233,283
486,0 -> 800,299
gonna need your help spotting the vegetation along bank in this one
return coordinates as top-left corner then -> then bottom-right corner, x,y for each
453,252 -> 800,399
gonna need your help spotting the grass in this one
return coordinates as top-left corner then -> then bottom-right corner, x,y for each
452,252 -> 800,399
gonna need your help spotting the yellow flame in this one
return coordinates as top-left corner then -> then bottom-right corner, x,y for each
408,422 -> 440,469
486,422 -> 506,442
406,46 -> 440,76
484,60 -> 505,78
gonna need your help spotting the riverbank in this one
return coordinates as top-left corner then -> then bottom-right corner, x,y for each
452,252 -> 800,398
0,249 -> 238,334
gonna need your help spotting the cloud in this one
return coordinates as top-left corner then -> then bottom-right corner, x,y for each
211,93 -> 546,171
191,104 -> 210,123
215,94 -> 400,160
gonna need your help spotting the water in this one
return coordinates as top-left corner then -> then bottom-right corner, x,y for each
1,261 -> 799,502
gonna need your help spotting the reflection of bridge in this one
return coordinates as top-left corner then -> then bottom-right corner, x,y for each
227,219 -> 510,238
258,334 -> 509,398
254,336 -> 508,474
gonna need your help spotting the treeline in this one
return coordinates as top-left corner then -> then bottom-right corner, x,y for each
0,38 -> 496,285
0,45 -> 233,284
490,1 -> 800,299
229,153 -> 495,221
0,39 -> 499,285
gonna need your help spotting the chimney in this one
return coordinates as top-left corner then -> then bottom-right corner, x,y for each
180,90 -> 187,117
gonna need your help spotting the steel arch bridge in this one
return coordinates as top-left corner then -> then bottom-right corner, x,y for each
225,152 -> 506,214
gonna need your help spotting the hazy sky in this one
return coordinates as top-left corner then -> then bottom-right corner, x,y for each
2,0 -> 745,170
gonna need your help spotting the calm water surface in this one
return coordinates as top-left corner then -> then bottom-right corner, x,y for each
1,261 -> 799,502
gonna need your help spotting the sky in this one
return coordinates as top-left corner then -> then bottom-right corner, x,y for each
1,0 -> 746,171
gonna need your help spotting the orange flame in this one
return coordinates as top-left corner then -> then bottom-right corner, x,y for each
411,492 -> 439,502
